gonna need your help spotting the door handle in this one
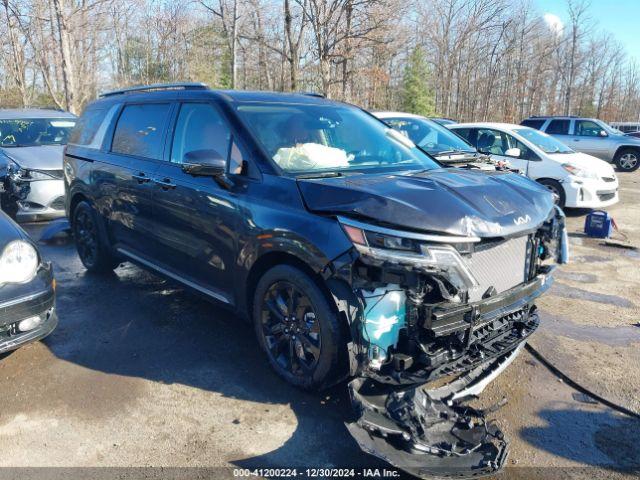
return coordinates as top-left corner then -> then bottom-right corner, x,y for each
153,178 -> 176,189
132,172 -> 150,183
573,139 -> 580,142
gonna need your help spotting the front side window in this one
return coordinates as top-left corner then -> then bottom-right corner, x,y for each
0,117 -> 76,147
575,120 -> 605,137
111,103 -> 171,159
235,103 -> 439,174
171,103 -> 231,165
384,117 -> 475,155
546,119 -> 570,135
476,129 -> 508,155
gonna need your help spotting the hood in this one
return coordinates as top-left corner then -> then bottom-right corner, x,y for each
297,168 -> 555,238
549,152 -> 615,176
0,145 -> 64,170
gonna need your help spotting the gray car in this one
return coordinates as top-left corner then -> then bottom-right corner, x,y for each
521,116 -> 640,172
0,109 -> 76,221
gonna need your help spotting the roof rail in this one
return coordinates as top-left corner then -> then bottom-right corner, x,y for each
529,115 -> 579,119
300,91 -> 325,98
99,82 -> 209,98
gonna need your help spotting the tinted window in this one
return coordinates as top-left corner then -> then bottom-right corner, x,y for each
112,103 -> 171,159
451,128 -> 473,143
69,108 -> 107,146
575,120 -> 604,137
170,103 -> 231,165
546,119 -> 570,135
520,119 -> 545,130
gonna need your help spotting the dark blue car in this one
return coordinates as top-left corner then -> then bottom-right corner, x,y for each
64,83 -> 567,478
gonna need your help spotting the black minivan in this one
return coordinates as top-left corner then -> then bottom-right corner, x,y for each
65,83 -> 567,478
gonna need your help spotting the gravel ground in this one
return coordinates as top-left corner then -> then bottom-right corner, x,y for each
0,171 -> 638,479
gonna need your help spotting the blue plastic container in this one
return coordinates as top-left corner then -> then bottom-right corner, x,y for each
584,210 -> 613,238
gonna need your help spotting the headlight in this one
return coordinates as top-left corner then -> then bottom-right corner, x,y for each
0,240 -> 39,285
17,169 -> 56,181
562,163 -> 598,179
340,221 -> 479,292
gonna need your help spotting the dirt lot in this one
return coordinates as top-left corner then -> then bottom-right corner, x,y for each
0,171 -> 638,479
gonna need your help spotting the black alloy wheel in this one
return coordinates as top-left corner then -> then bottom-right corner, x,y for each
73,201 -> 119,273
260,281 -> 322,378
253,265 -> 344,390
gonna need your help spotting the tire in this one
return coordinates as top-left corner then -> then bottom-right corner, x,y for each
253,264 -> 345,390
538,178 -> 566,208
72,201 -> 119,273
614,148 -> 640,172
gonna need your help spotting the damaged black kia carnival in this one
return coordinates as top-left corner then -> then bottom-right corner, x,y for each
64,83 -> 568,478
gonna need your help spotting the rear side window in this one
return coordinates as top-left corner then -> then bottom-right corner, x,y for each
520,119 -> 545,130
69,108 -> 106,146
546,119 -> 570,135
112,103 -> 171,159
170,103 -> 231,165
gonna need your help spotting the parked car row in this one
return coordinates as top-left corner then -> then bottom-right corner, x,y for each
1,86 -> 628,479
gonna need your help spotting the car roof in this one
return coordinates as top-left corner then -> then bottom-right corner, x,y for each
371,111 -> 427,120
449,122 -> 526,132
0,108 -> 76,119
91,88 -> 345,109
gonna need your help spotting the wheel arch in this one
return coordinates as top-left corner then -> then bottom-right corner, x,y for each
614,145 -> 640,158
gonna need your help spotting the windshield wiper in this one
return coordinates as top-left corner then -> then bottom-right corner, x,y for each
434,149 -> 475,156
296,171 -> 344,179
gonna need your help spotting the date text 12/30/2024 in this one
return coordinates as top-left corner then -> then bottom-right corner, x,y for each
233,469 -> 401,477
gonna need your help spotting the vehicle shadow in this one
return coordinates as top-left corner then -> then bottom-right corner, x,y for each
520,405 -> 640,473
38,239 -> 386,471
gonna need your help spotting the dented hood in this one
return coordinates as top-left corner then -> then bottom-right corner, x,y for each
0,145 -> 64,170
297,168 -> 555,238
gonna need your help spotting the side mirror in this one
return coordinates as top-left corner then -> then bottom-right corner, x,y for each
599,130 -> 608,137
182,149 -> 226,176
505,147 -> 521,158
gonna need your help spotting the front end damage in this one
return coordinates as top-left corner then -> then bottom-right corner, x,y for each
327,207 -> 568,478
0,160 -> 30,219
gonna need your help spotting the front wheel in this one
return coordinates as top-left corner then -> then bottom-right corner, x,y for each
614,148 -> 640,172
253,265 -> 345,390
72,201 -> 119,273
538,179 -> 566,208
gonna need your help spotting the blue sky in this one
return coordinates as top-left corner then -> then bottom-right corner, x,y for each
534,0 -> 640,62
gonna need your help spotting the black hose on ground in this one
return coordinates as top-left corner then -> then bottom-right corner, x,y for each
524,343 -> 640,421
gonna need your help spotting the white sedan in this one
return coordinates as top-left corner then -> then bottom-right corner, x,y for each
448,122 -> 619,208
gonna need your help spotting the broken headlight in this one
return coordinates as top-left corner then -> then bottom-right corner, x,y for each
16,169 -> 57,181
340,218 -> 480,292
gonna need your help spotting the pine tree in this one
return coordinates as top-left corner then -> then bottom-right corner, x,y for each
401,46 -> 436,116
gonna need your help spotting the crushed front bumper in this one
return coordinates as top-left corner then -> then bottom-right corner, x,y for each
347,346 -> 523,478
344,274 -> 552,478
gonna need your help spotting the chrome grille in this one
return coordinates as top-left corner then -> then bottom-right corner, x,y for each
465,236 -> 528,302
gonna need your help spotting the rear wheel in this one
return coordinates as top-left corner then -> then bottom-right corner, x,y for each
253,265 -> 344,390
538,179 -> 566,208
614,148 -> 640,172
73,201 -> 119,273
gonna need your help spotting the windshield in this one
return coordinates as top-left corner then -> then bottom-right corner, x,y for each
514,128 -> 574,154
383,116 -> 474,155
235,103 -> 440,174
597,120 -> 623,136
0,118 -> 76,147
